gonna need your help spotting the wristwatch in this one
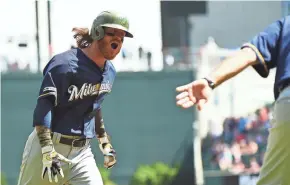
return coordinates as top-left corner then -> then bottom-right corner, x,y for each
203,77 -> 215,89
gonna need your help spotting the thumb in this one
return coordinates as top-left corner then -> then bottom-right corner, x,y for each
197,99 -> 207,111
57,153 -> 72,164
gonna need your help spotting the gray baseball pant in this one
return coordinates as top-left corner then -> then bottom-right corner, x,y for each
256,86 -> 290,185
17,129 -> 103,185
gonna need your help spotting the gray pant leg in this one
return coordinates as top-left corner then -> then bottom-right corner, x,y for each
65,147 -> 103,185
256,86 -> 290,185
17,130 -> 71,185
17,130 -> 103,185
17,130 -> 64,185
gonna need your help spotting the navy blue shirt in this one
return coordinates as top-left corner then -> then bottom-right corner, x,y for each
34,48 -> 116,138
241,16 -> 290,100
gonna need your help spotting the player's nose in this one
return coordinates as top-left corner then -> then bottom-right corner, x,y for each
113,35 -> 123,42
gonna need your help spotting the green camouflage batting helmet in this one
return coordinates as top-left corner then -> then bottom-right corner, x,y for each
90,11 -> 133,40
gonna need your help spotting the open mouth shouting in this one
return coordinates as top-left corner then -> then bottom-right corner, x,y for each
111,42 -> 119,50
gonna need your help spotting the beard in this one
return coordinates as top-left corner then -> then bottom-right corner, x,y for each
98,39 -> 121,60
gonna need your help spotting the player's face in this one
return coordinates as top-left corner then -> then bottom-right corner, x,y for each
98,27 -> 125,60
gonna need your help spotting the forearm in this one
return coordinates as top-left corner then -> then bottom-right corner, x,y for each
95,109 -> 116,169
208,48 -> 257,88
35,125 -> 53,147
95,109 -> 107,138
33,98 -> 54,147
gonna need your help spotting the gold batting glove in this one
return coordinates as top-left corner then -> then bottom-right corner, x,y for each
98,135 -> 117,169
41,145 -> 72,183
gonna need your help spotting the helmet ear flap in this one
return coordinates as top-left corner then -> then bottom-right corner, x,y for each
95,26 -> 105,40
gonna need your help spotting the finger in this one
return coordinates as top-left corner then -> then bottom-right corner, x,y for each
181,101 -> 194,109
104,155 -> 113,168
48,169 -> 52,183
51,166 -> 58,176
54,173 -> 58,183
107,159 -> 117,169
104,163 -> 114,169
53,160 -> 62,169
41,167 -> 47,179
187,84 -> 196,103
197,99 -> 207,111
176,91 -> 189,100
109,159 -> 117,166
59,168 -> 65,178
176,84 -> 190,92
109,161 -> 116,167
108,155 -> 116,162
107,164 -> 114,169
176,97 -> 190,106
190,96 -> 197,105
57,154 -> 72,164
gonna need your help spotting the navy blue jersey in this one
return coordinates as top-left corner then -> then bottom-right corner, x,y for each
35,48 -> 116,138
241,15 -> 290,99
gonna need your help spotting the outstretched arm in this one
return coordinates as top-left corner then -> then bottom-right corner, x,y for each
176,48 -> 257,109
207,47 -> 257,88
176,17 -> 283,110
207,17 -> 283,87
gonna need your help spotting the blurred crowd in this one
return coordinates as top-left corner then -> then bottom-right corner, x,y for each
202,104 -> 273,174
1,35 -> 156,74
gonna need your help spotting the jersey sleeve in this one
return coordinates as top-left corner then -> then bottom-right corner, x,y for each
38,57 -> 72,106
241,18 -> 283,78
33,57 -> 72,127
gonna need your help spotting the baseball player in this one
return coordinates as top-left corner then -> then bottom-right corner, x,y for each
176,16 -> 290,185
17,10 -> 133,185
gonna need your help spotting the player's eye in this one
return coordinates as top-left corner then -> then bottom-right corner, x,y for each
105,32 -> 115,37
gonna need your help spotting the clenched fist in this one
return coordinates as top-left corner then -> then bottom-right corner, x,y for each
98,136 -> 117,169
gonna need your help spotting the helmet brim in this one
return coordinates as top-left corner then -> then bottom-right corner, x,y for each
101,23 -> 133,38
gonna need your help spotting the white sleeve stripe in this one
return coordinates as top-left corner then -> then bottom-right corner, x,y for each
38,92 -> 57,106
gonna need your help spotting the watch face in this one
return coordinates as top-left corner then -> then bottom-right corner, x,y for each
204,78 -> 215,89
209,81 -> 215,89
